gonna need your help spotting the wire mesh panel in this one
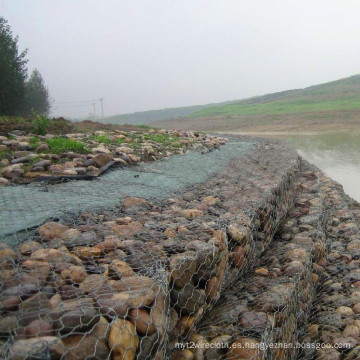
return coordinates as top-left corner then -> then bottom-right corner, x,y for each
0,139 -> 306,360
298,172 -> 360,360
180,162 -> 326,360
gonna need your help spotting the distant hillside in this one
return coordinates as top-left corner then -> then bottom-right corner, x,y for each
188,74 -> 360,118
100,103 -> 222,125
102,74 -> 360,132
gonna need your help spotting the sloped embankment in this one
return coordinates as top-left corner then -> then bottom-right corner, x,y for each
1,138 -> 359,359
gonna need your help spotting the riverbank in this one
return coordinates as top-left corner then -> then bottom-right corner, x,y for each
1,136 -> 360,359
0,127 -> 226,186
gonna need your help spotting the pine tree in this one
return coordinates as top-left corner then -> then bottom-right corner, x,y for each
0,16 -> 28,115
25,68 -> 51,116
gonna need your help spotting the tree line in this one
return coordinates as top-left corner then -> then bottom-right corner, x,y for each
0,16 -> 51,117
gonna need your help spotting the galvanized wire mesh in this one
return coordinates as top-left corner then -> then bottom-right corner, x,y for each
4,139 -> 359,359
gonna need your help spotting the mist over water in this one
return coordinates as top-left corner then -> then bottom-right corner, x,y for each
280,132 -> 360,202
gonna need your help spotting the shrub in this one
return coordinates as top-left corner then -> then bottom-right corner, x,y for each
32,114 -> 49,135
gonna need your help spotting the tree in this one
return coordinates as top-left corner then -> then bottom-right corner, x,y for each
0,16 -> 28,116
25,68 -> 51,116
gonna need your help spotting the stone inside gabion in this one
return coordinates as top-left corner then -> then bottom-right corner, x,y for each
1,137 -> 359,360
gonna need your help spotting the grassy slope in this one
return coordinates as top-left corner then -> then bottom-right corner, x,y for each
100,104 -> 220,125
189,74 -> 360,118
102,74 -> 360,132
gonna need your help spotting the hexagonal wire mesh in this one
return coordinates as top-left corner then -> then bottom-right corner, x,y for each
4,139 -> 357,359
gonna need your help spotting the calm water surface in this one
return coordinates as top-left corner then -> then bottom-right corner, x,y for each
277,132 -> 360,202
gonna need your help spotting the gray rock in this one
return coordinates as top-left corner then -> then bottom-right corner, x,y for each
10,157 -> 29,164
8,337 -> 66,360
74,167 -> 86,175
34,160 -> 51,168
83,159 -> 95,166
31,166 -> 45,172
36,143 -> 49,152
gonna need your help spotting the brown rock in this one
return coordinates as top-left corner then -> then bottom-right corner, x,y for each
164,228 -> 177,238
176,315 -> 196,334
62,323 -> 110,360
122,197 -> 152,211
25,318 -> 54,338
238,311 -> 270,331
205,276 -> 220,302
171,350 -> 194,360
71,246 -> 101,259
61,265 -> 87,284
79,274 -> 108,294
97,289 -> 154,318
255,268 -> 269,276
38,222 -> 69,240
128,154 -> 140,163
205,335 -> 232,360
109,319 -> 139,360
171,283 -> 206,315
111,221 -> 143,237
109,275 -> 154,292
284,248 -> 308,263
129,308 -> 156,335
170,251 -> 197,288
8,337 -> 66,360
202,196 -> 220,206
231,246 -> 246,268
283,260 -> 305,276
227,337 -> 264,359
336,306 -> 354,316
94,238 -> 125,254
0,315 -> 18,334
316,347 -> 342,360
36,143 -> 49,152
93,154 -> 113,168
19,241 -> 42,256
227,225 -> 248,245
343,324 -> 360,338
182,209 -> 203,219
108,260 -> 135,279
1,164 -> 24,179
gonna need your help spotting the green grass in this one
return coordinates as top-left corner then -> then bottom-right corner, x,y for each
100,74 -> 360,124
29,136 -> 41,148
189,96 -> 360,118
0,116 -> 27,123
46,137 -> 89,154
90,134 -> 112,145
114,138 -> 126,145
0,150 -> 9,160
139,133 -> 179,145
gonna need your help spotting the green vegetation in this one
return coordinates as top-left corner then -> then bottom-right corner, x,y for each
32,113 -> 49,135
114,138 -> 126,145
0,17 -> 50,117
189,75 -> 360,118
100,74 -> 360,128
29,136 -> 41,148
24,69 -> 51,116
0,150 -> 9,159
140,133 -> 175,144
46,137 -> 89,154
100,104 -> 225,125
90,134 -> 112,145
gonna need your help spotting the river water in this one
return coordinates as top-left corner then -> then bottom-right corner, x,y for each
276,131 -> 360,203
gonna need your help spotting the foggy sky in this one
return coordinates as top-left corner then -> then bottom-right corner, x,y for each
1,0 -> 360,118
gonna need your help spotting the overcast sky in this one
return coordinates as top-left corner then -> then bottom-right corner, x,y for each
1,0 -> 360,118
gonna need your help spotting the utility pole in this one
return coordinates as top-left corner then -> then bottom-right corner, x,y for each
99,98 -> 104,118
92,102 -> 96,119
